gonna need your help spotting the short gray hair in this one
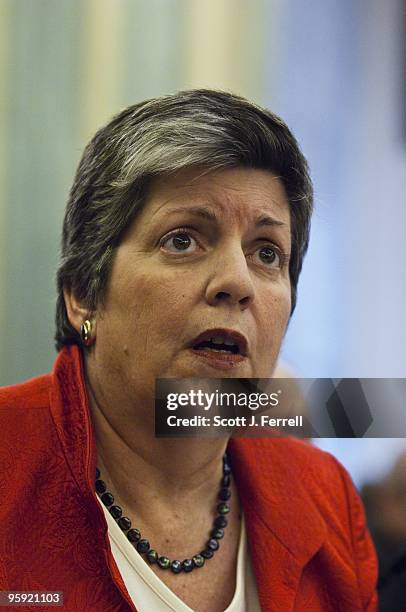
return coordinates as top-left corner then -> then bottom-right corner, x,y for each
55,89 -> 313,350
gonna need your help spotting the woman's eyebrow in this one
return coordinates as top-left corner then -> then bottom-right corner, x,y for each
161,205 -> 287,227
162,206 -> 217,222
255,213 -> 287,228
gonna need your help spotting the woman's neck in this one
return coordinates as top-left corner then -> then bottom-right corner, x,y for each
86,369 -> 229,524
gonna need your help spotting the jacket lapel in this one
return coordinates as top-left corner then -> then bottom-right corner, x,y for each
228,437 -> 327,610
50,345 -> 136,610
49,345 -> 93,496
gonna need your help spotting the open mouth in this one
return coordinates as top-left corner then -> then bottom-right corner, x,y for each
193,339 -> 240,354
190,329 -> 248,358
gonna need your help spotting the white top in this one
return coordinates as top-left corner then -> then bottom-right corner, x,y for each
97,495 -> 261,611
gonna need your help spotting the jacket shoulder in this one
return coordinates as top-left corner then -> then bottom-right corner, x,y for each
0,373 -> 52,412
268,436 -> 343,477
253,437 -> 361,503
232,435 -> 342,475
229,436 -> 364,528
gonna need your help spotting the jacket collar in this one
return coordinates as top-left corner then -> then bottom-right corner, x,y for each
50,345 -> 327,607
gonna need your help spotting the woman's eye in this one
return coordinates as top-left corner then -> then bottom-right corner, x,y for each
255,245 -> 281,268
161,231 -> 198,253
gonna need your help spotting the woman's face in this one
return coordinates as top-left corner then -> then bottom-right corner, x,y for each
92,167 -> 292,401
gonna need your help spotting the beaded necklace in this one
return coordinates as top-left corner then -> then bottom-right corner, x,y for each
95,453 -> 232,574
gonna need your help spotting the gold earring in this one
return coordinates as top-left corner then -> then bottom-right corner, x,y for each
80,319 -> 93,346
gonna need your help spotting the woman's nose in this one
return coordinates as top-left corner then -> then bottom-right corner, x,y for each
205,244 -> 255,309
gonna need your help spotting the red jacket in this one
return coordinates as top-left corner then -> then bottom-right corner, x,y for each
0,346 -> 377,611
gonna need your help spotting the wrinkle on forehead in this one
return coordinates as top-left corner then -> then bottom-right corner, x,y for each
144,167 -> 290,227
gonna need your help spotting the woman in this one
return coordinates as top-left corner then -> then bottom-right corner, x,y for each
0,90 -> 377,611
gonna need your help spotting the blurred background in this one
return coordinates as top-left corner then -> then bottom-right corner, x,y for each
1,0 -> 406,580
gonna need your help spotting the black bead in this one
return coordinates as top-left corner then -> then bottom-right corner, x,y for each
214,515 -> 228,528
118,516 -> 131,531
157,556 -> 171,569
109,505 -> 122,519
95,467 -> 100,480
218,503 -> 230,515
221,474 -> 231,487
207,538 -> 219,551
223,453 -> 229,464
127,528 -> 141,543
147,549 -> 158,564
182,559 -> 194,572
201,549 -> 214,559
170,560 -> 182,573
101,492 -> 114,507
192,554 -> 205,568
223,462 -> 231,475
219,487 -> 231,501
96,479 -> 107,494
137,539 -> 150,553
211,528 -> 224,539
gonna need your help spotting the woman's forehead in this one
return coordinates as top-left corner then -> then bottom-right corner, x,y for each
143,166 -> 291,225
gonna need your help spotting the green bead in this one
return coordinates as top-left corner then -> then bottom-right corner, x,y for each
192,554 -> 205,568
147,549 -> 158,564
158,556 -> 171,569
182,559 -> 194,572
217,502 -> 230,514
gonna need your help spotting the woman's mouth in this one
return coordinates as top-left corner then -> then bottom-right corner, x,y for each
189,330 -> 248,370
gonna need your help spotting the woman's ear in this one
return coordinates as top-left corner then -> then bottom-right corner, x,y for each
63,287 -> 97,344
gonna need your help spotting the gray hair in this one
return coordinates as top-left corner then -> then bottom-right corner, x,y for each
55,89 -> 313,350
